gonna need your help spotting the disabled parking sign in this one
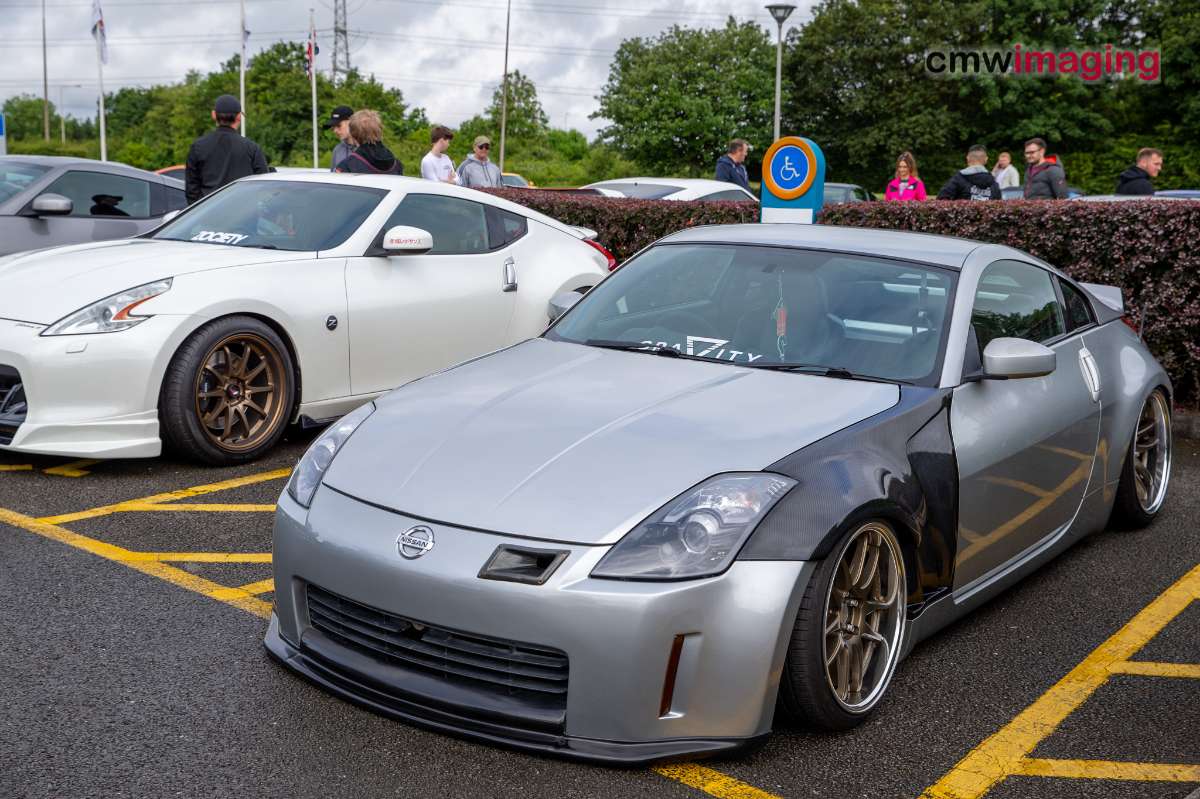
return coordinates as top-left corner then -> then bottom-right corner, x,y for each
760,136 -> 825,224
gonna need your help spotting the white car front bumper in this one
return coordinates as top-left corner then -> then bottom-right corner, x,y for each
0,315 -> 195,459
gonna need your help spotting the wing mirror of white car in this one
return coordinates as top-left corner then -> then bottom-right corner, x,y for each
548,290 -> 583,322
30,193 -> 73,216
972,337 -> 1057,380
380,225 -> 434,255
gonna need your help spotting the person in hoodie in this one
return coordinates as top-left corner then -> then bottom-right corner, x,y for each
1022,138 -> 1068,199
714,139 -> 752,191
333,110 -> 403,175
457,135 -> 503,188
937,145 -> 1001,201
885,151 -> 926,201
1116,148 -> 1163,196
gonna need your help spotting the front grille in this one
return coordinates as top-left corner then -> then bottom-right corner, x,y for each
0,366 -> 25,446
306,584 -> 569,703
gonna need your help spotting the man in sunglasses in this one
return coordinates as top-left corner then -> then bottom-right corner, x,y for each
457,135 -> 503,188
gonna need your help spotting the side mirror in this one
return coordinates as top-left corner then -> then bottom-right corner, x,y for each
31,193 -> 73,216
547,290 -> 583,322
981,337 -> 1056,379
380,225 -> 433,254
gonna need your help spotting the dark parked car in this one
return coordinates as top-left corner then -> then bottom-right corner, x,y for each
0,156 -> 186,256
823,182 -> 873,205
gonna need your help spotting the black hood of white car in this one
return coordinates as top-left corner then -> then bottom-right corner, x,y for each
322,338 -> 900,545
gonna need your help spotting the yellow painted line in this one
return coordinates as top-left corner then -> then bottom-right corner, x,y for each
235,578 -> 275,596
0,505 -> 271,619
653,764 -> 783,799
979,476 -> 1051,499
38,466 -> 291,524
43,458 -> 101,477
1016,758 -> 1200,782
131,552 -> 273,563
1111,660 -> 1200,679
119,502 -> 277,513
0,464 -> 34,472
921,562 -> 1200,799
1035,443 -> 1094,462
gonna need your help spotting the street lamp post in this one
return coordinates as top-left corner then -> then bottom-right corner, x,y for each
57,84 -> 83,144
765,4 -> 795,142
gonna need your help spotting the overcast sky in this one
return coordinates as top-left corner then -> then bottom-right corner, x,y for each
4,0 -> 812,139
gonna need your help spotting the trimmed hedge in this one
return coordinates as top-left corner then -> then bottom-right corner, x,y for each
487,188 -> 1200,401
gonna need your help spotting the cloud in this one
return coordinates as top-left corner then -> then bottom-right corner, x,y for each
3,0 -> 809,140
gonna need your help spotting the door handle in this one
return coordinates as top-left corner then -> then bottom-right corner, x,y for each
502,257 -> 517,292
1079,347 -> 1100,403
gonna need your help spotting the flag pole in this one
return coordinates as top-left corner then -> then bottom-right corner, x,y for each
239,0 -> 247,137
498,0 -> 511,173
309,8 -> 318,169
96,33 -> 107,161
42,0 -> 50,141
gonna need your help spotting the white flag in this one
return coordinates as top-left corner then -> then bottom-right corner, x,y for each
91,0 -> 108,65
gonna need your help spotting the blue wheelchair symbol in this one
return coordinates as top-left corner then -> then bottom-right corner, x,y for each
770,145 -> 809,190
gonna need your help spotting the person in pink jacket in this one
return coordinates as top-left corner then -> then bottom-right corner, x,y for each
885,152 -> 927,201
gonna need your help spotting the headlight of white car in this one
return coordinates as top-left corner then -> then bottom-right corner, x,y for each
41,278 -> 173,336
286,402 -> 376,508
591,473 -> 796,581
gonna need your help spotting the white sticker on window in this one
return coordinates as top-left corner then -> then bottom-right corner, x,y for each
191,231 -> 249,245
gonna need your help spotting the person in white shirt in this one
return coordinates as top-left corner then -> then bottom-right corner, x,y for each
992,151 -> 1020,189
420,125 -> 458,183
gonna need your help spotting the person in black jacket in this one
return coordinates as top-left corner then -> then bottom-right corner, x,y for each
937,145 -> 1001,201
1022,137 -> 1069,199
714,139 -> 751,191
1116,148 -> 1163,196
184,95 -> 269,204
334,110 -> 403,175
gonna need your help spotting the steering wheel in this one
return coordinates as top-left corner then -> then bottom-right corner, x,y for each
659,309 -> 718,338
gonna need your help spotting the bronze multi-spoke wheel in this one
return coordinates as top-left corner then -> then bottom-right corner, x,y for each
1113,389 -> 1172,528
779,520 -> 907,730
160,317 -> 295,465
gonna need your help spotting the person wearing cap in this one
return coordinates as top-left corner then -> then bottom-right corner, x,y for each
184,94 -> 269,204
326,105 -> 354,172
456,135 -> 503,188
714,139 -> 752,191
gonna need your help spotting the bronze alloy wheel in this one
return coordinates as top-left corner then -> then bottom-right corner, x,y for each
822,521 -> 906,713
1133,391 -> 1172,514
193,333 -> 289,453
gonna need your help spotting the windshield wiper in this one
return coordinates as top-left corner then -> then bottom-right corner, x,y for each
746,362 -> 912,384
584,339 -> 684,358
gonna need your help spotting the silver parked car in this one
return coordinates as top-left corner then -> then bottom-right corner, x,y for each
266,224 -> 1172,762
0,156 -> 186,256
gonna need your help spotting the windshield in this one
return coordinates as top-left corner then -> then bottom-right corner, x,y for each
595,182 -> 683,199
548,243 -> 956,384
0,160 -> 51,204
153,180 -> 386,251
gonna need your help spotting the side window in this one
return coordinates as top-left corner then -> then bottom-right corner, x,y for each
384,194 -> 489,255
704,189 -> 753,202
39,170 -> 152,218
971,260 -> 1065,350
1059,278 -> 1096,333
485,205 -> 527,250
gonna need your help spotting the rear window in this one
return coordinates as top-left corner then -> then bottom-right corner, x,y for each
595,183 -> 683,200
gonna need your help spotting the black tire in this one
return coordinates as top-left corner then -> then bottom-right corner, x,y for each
159,316 -> 295,465
778,520 -> 907,731
1111,389 -> 1172,529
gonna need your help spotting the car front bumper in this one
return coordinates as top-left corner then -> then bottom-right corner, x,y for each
0,316 -> 194,458
268,484 -> 813,764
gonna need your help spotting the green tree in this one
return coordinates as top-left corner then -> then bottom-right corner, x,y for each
594,19 -> 774,175
486,70 -> 549,141
2,94 -> 58,140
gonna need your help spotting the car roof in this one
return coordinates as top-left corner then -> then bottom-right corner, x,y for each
237,172 -> 583,238
0,154 -> 147,173
824,183 -> 863,189
1072,194 -> 1184,202
656,223 -> 987,269
584,177 -> 731,191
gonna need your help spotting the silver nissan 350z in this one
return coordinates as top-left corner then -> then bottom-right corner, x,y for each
265,223 -> 1172,763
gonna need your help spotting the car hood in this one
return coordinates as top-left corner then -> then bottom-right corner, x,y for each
323,338 -> 900,545
0,238 -> 312,324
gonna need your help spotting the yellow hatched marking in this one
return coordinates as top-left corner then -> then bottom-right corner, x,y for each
1035,443 -> 1095,462
38,467 -> 291,524
0,464 -> 34,472
119,502 -> 277,513
0,506 -> 271,619
43,458 -> 101,477
235,578 -> 275,596
1111,660 -> 1200,679
920,563 -> 1200,799
1016,758 -> 1200,782
654,764 -> 783,799
130,552 -> 273,563
979,476 -> 1052,499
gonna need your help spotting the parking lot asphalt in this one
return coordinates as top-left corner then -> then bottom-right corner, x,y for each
1,433 -> 1197,799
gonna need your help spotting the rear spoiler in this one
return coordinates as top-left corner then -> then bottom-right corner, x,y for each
1081,282 -> 1123,313
569,225 -> 598,240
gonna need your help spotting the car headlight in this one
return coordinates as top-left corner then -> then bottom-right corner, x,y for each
41,278 -> 173,336
590,473 -> 796,581
286,401 -> 376,508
